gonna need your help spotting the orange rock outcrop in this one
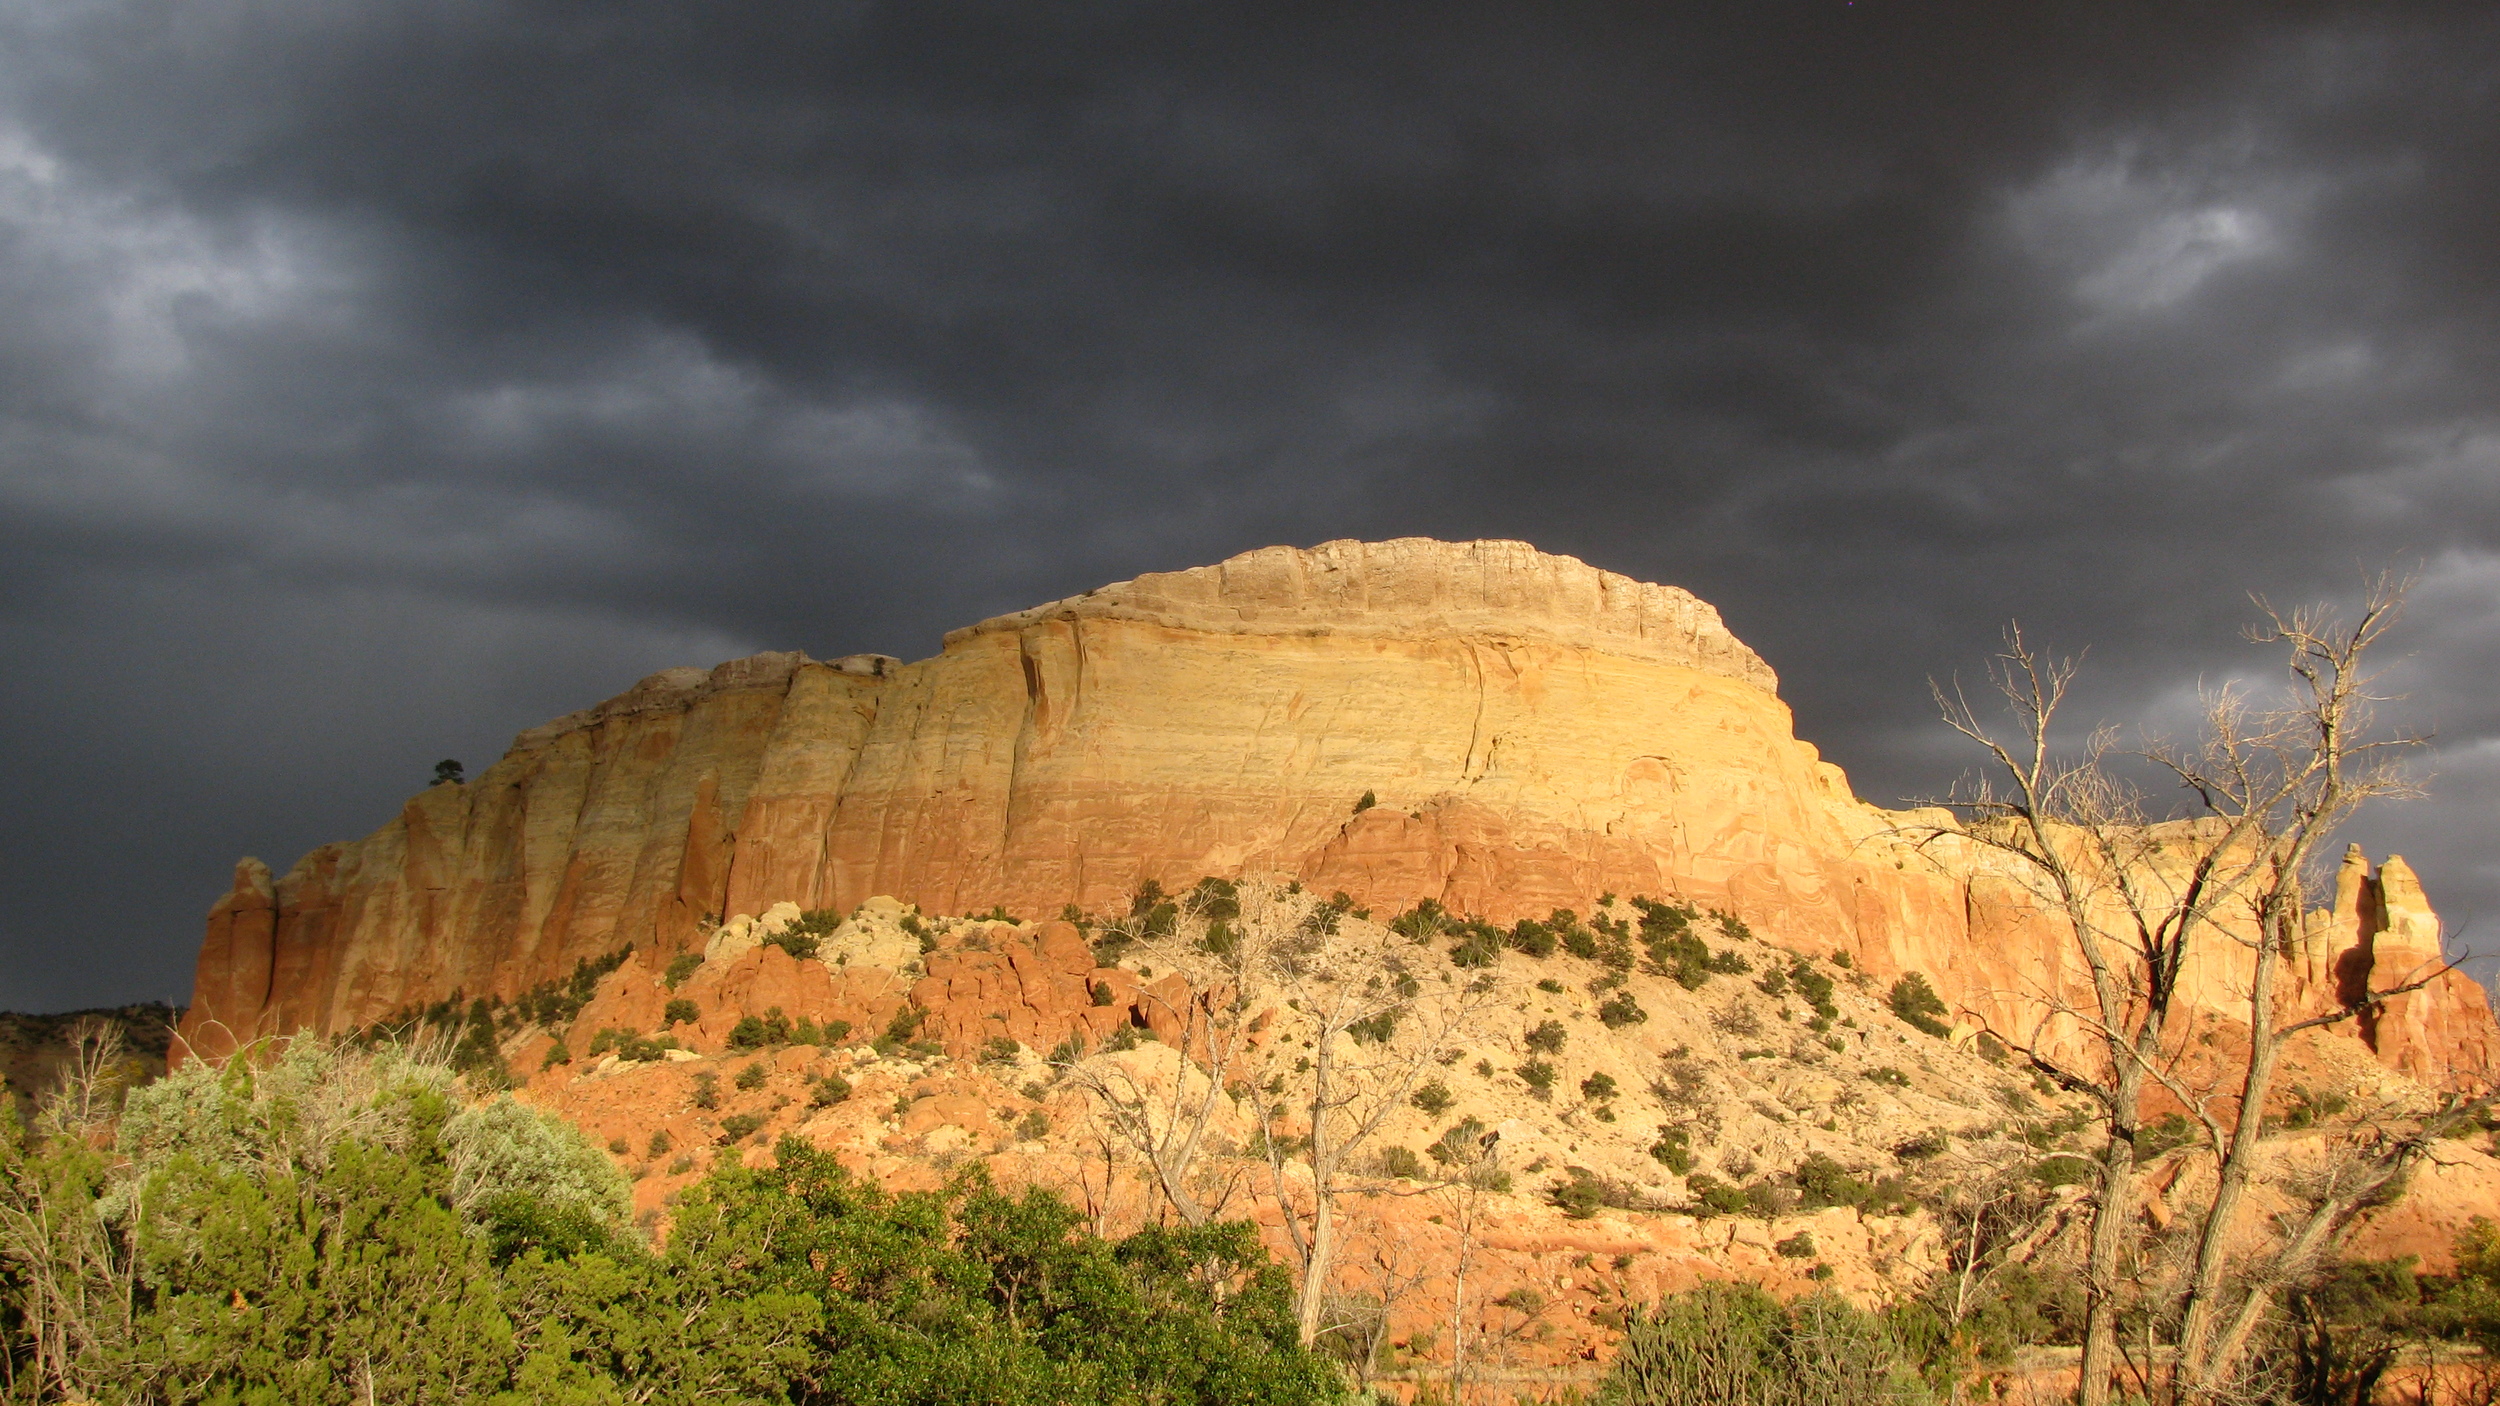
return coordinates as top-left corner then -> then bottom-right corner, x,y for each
174,538 -> 2495,1090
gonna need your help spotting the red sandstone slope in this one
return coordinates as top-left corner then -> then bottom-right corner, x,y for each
176,538 -> 2497,1089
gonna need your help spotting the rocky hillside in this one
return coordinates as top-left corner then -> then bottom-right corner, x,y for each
174,538 -> 2495,1088
165,538 -> 2500,1383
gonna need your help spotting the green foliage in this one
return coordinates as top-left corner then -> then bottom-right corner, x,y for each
1626,897 -> 1747,988
1789,1153 -> 1916,1216
1887,972 -> 1951,1038
1598,992 -> 1649,1028
1410,1080 -> 1455,1116
766,907 -> 843,962
1016,1108 -> 1051,1142
1354,789 -> 1377,813
1580,1072 -> 1619,1102
1865,1066 -> 1911,1088
1188,876 -> 1242,925
874,1004 -> 928,1055
2029,1154 -> 2095,1188
1517,1059 -> 1558,1098
664,997 -> 699,1026
1682,1174 -> 1751,1218
1428,1116 -> 1490,1167
717,1113 -> 766,1143
1648,1126 -> 1693,1174
1551,1168 -> 1610,1219
1524,1019 -> 1567,1054
811,1074 -> 854,1107
1345,1008 -> 1401,1045
1372,1145 -> 1425,1180
7,1036 -> 1347,1404
692,1071 -> 720,1110
647,1129 -> 673,1157
1600,1281 -> 1919,1406
508,946 -> 634,1029
663,951 -> 704,989
1788,960 -> 1838,1020
1774,1231 -> 1816,1260
1537,977 -> 1566,994
728,1006 -> 794,1051
735,1062 -> 768,1092
1390,899 -> 1450,944
1507,918 -> 1559,958
1892,1131 -> 1947,1161
1447,920 -> 1503,968
587,1025 -> 677,1062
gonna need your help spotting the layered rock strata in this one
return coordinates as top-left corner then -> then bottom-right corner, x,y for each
176,538 -> 2495,1086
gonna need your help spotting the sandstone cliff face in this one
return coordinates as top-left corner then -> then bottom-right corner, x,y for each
174,538 -> 2494,1089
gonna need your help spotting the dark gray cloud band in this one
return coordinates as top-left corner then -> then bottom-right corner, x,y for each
4,2 -> 2496,1009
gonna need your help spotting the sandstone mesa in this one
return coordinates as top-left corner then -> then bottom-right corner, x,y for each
168,538 -> 2500,1374
177,536 -> 2492,1084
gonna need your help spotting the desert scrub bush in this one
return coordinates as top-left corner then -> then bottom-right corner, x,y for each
1649,1126 -> 1694,1173
1390,898 -> 1451,943
979,1035 -> 1022,1065
691,1071 -> 720,1110
1864,1066 -> 1910,1088
587,1026 -> 676,1062
663,951 -> 704,990
508,944 -> 635,1027
1524,1019 -> 1567,1053
1517,1059 -> 1558,1098
1410,1080 -> 1455,1116
1886,972 -> 1951,1038
1507,917 -> 1559,958
873,1003 -> 928,1055
1550,1167 -> 1653,1219
1711,1003 -> 1762,1038
1892,1131 -> 1947,1161
1537,977 -> 1566,994
1774,1231 -> 1816,1260
735,1062 -> 768,1092
1790,1152 -> 1915,1215
646,1129 -> 674,1157
764,906 -> 840,961
717,1113 -> 767,1144
1598,992 -> 1649,1028
2029,1154 -> 2095,1188
727,1007 -> 793,1050
1429,1116 -> 1491,1167
1015,1108 -> 1052,1142
1346,1008 -> 1401,1044
1581,1072 -> 1619,1102
1372,1145 -> 1426,1180
809,1074 -> 853,1107
1788,960 -> 1838,1020
663,997 -> 700,1027
1448,919 -> 1504,968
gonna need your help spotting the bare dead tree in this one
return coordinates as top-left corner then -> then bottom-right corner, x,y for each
1242,887 -> 1506,1344
1053,879 -> 1268,1226
1921,577 -> 2457,1404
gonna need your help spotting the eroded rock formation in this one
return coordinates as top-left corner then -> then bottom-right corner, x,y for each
175,538 -> 2494,1089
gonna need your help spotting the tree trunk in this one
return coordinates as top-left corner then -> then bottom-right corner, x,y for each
2175,919 -> 2289,1395
2077,1058 -> 2144,1406
1295,1179 -> 1337,1345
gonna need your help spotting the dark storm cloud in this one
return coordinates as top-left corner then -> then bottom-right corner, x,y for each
3,2 -> 2496,1009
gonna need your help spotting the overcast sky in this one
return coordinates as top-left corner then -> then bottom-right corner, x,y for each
4,3 -> 2496,1012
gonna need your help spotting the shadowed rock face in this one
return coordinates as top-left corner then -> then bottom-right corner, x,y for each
175,538 -> 2496,1086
